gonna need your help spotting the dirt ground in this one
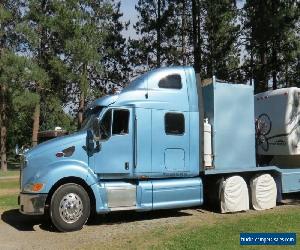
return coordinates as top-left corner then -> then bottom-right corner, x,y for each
0,200 -> 299,250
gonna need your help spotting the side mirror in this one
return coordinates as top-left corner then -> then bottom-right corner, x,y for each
15,144 -> 20,155
92,117 -> 101,142
15,144 -> 30,156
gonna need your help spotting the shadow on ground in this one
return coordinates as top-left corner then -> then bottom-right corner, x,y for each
1,208 -> 194,232
87,209 -> 193,226
2,192 -> 299,232
1,209 -> 55,232
280,192 -> 300,205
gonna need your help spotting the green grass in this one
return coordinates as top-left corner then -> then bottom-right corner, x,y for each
0,180 -> 19,189
83,207 -> 300,250
0,194 -> 18,209
0,176 -> 19,210
0,170 -> 19,178
157,208 -> 300,250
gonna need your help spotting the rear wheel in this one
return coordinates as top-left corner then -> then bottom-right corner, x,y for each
250,174 -> 277,210
219,175 -> 249,213
50,183 -> 90,232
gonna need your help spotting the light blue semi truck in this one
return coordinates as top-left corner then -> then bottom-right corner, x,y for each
18,66 -> 300,232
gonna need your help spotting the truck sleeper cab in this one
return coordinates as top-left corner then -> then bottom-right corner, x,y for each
19,66 -> 300,232
19,67 -> 203,232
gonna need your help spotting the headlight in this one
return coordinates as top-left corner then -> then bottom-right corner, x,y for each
23,183 -> 44,193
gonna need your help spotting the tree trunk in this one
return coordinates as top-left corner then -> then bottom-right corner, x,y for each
255,48 -> 268,93
192,0 -> 201,74
285,64 -> 289,87
0,84 -> 8,172
271,1 -> 278,90
272,69 -> 277,90
181,0 -> 187,65
78,91 -> 85,129
192,0 -> 200,73
0,126 -> 7,172
32,101 -> 40,147
196,0 -> 201,69
78,64 -> 87,129
250,37 -> 254,87
157,0 -> 161,67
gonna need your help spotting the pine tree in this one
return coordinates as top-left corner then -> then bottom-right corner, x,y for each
201,0 -> 241,80
171,0 -> 194,66
47,0 -> 111,128
0,52 -> 47,170
18,0 -> 112,130
17,0 -> 55,146
191,0 -> 201,74
273,1 -> 300,88
131,0 -> 241,81
243,0 -> 299,93
131,0 -> 181,72
90,1 -> 130,95
0,2 -> 9,172
0,1 -> 23,171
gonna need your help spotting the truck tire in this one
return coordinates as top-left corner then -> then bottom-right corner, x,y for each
219,176 -> 249,213
250,174 -> 277,210
50,183 -> 90,232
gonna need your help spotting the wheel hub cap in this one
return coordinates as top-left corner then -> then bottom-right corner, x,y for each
59,193 -> 83,224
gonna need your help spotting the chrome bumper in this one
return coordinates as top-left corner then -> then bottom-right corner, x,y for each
19,193 -> 47,215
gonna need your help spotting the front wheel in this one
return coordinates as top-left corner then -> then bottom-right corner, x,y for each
50,183 -> 90,232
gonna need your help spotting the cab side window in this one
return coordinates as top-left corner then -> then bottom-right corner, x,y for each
165,113 -> 185,135
112,109 -> 129,135
158,74 -> 182,89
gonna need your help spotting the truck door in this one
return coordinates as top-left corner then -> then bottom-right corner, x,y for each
93,107 -> 134,176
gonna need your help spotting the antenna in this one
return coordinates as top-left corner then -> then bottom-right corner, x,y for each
146,53 -> 149,71
145,53 -> 149,99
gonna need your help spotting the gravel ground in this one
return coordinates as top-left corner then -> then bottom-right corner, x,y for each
0,208 -> 208,250
0,201 -> 299,250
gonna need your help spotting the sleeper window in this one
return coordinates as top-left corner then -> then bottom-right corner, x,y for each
165,113 -> 185,135
158,74 -> 182,89
112,110 -> 129,135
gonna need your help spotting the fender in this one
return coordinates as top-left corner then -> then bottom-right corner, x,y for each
27,159 -> 107,212
32,159 -> 97,191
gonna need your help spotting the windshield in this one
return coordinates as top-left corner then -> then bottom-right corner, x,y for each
81,106 -> 103,130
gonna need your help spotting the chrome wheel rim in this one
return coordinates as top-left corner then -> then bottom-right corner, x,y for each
59,193 -> 83,224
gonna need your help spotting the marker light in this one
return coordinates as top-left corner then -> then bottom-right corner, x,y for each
23,183 -> 44,192
32,183 -> 44,192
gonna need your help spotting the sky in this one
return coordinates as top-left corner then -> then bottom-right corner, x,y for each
120,0 -> 139,39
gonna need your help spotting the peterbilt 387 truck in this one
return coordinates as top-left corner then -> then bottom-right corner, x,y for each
18,66 -> 300,232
